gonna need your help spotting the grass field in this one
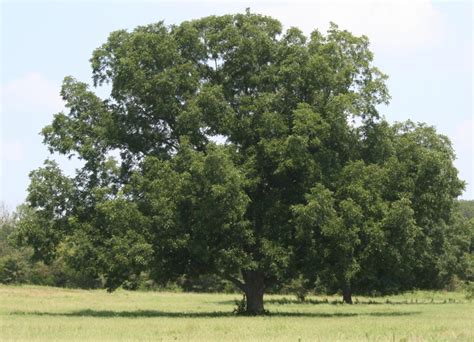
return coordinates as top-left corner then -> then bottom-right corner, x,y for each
0,285 -> 472,341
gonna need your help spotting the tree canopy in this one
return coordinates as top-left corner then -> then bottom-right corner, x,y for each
19,12 -> 468,314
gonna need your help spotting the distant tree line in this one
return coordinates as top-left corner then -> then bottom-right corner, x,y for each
0,204 -> 237,291
1,200 -> 472,293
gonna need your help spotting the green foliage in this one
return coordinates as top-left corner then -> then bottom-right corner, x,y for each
0,256 -> 27,284
284,275 -> 309,302
292,121 -> 469,298
178,274 -> 236,293
17,12 -> 469,313
0,204 -> 102,288
465,282 -> 474,299
457,200 -> 474,219
233,294 -> 248,315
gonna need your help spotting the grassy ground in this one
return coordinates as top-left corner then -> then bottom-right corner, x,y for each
1,285 -> 472,341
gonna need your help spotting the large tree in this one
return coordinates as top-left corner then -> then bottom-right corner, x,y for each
19,12 -> 465,313
292,121 -> 467,302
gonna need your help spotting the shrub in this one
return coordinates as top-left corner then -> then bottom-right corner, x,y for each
0,255 -> 27,284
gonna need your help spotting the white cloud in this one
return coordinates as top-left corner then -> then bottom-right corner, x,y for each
1,72 -> 65,114
251,0 -> 445,52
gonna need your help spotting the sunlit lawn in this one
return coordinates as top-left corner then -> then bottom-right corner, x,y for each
1,285 -> 472,341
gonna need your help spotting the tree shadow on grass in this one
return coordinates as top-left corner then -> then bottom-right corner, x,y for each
217,298 -> 347,306
217,298 -> 463,306
11,309 -> 420,318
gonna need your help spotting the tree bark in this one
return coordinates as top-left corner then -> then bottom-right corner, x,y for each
243,270 -> 265,315
343,284 -> 353,304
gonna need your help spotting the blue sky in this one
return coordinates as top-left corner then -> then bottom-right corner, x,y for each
1,0 -> 472,210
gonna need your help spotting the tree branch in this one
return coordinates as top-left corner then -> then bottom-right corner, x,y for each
224,275 -> 246,292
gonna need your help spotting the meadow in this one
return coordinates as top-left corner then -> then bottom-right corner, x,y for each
1,285 -> 473,341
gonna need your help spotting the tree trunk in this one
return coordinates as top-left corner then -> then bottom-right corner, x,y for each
243,270 -> 265,315
343,284 -> 353,304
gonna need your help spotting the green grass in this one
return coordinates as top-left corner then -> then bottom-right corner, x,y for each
1,285 -> 472,341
